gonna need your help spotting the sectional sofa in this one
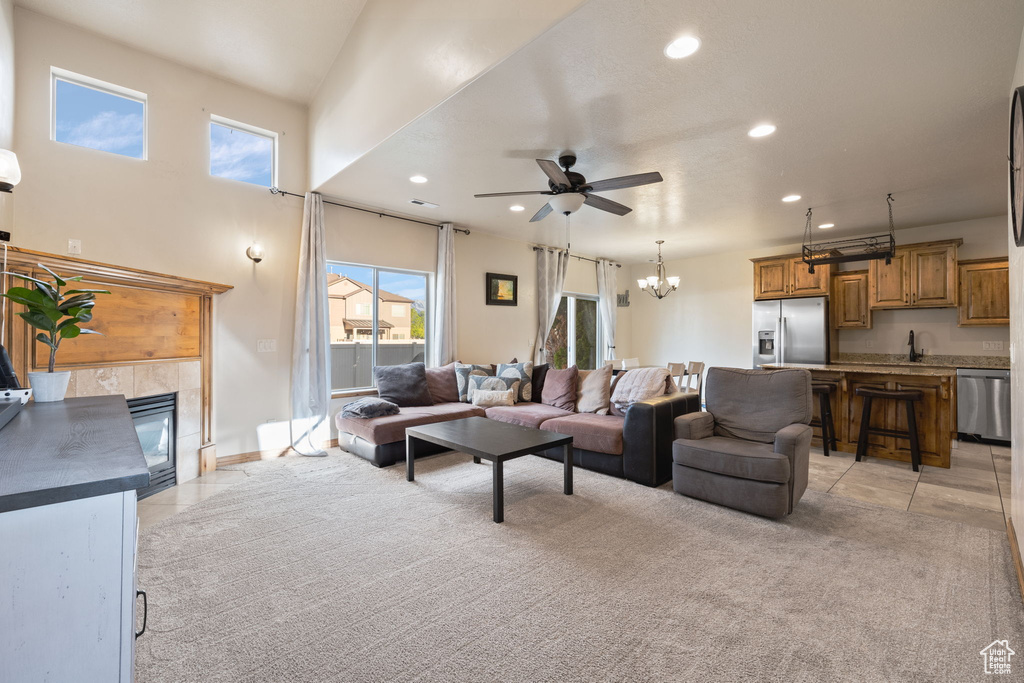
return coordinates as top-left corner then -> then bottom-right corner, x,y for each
335,366 -> 700,488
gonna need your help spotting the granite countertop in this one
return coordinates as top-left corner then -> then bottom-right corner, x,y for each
835,353 -> 1010,370
760,362 -> 959,377
0,395 -> 149,513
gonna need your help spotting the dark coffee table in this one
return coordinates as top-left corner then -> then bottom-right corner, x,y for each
405,416 -> 574,523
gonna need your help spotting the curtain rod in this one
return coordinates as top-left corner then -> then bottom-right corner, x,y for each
531,245 -> 622,268
269,188 -> 470,234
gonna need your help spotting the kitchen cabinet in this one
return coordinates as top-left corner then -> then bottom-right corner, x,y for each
752,255 -> 830,300
867,239 -> 961,309
831,271 -> 871,329
958,258 -> 1010,326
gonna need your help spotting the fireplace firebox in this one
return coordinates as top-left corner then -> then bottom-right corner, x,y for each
130,393 -> 177,499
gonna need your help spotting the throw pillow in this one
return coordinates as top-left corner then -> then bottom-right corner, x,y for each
425,362 -> 459,404
468,374 -> 520,402
576,364 -> 613,414
541,366 -> 578,411
471,386 -> 517,408
496,361 -> 534,402
341,396 -> 400,419
532,363 -> 549,399
455,363 -> 494,402
373,362 -> 433,407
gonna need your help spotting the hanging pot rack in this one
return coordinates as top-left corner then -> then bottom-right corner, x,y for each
801,194 -> 897,273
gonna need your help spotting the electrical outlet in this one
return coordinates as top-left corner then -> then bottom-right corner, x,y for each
864,340 -> 874,348
983,341 -> 1004,351
67,239 -> 81,255
257,339 -> 277,353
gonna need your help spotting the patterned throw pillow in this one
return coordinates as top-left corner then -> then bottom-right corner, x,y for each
468,375 -> 520,403
455,363 -> 494,402
471,387 -> 517,408
496,361 -> 534,403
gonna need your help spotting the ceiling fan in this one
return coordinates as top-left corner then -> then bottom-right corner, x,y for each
474,153 -> 663,222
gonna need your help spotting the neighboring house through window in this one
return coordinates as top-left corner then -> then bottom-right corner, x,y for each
51,67 -> 146,159
327,262 -> 430,391
545,293 -> 600,370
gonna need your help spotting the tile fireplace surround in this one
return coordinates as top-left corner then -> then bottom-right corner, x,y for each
62,361 -> 203,482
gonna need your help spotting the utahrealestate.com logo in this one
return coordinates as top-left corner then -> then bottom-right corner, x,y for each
980,640 -> 1015,675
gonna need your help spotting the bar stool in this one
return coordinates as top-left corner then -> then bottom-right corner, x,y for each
853,386 -> 924,472
811,383 -> 838,457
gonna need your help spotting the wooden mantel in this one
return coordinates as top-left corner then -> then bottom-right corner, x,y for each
2,246 -> 232,473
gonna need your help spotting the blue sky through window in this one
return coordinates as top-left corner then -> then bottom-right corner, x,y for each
210,122 -> 274,187
54,79 -> 144,158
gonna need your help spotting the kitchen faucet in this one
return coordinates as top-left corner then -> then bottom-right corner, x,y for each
908,330 -> 923,363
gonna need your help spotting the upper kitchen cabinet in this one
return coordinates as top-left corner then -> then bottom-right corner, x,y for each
831,271 -> 871,329
867,239 -> 961,309
958,258 -> 1010,326
752,255 -> 830,300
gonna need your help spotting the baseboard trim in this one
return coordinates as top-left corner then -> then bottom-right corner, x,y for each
216,439 -> 339,467
1007,517 -> 1024,607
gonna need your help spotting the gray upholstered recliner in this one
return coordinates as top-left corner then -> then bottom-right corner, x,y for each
671,367 -> 812,518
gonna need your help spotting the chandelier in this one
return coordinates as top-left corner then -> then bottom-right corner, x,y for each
636,240 -> 679,299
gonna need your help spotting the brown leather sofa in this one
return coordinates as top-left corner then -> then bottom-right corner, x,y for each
336,392 -> 700,487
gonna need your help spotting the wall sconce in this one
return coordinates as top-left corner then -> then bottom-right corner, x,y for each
246,243 -> 265,263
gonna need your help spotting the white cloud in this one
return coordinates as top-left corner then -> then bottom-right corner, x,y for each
210,128 -> 272,184
58,110 -> 143,155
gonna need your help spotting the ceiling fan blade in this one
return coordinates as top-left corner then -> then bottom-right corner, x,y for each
474,190 -> 552,198
529,203 -> 554,222
583,193 -> 632,216
536,159 -> 571,189
585,172 -> 663,193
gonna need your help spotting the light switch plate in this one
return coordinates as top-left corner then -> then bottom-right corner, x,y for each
257,339 -> 277,353
67,239 -> 81,255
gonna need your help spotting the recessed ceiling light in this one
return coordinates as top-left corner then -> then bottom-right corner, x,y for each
509,205 -> 525,212
409,175 -> 427,183
748,124 -> 776,138
782,194 -> 801,202
818,223 -> 835,229
665,35 -> 700,59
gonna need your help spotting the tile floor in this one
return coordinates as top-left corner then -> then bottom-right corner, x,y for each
808,439 -> 1012,532
138,441 -> 1014,533
137,468 -> 248,531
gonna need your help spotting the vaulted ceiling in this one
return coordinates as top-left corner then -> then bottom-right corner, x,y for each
16,0 -> 1024,263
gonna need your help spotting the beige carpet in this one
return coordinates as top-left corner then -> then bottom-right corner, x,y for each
136,449 -> 1024,682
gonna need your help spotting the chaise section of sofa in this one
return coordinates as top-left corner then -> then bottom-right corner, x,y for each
336,403 -> 485,467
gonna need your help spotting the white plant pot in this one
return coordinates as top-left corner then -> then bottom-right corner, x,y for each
28,371 -> 72,403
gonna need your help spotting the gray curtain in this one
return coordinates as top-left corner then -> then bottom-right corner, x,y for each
597,258 -> 618,362
429,223 -> 457,366
290,192 -> 330,457
533,247 -> 569,365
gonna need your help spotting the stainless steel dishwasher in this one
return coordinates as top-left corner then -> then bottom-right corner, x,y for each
957,368 -> 1011,442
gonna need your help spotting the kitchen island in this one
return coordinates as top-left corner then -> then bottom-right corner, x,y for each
761,362 -> 955,468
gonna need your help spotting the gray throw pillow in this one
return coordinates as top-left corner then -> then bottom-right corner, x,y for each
373,362 -> 433,407
468,374 -> 520,402
455,363 -> 494,402
496,361 -> 534,402
341,396 -> 400,419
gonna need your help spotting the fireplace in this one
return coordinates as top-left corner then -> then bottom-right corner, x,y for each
130,393 -> 177,499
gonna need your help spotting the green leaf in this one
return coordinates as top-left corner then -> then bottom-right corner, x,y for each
65,276 -> 84,282
64,289 -> 110,295
18,310 -> 56,333
58,294 -> 97,311
34,332 -> 57,350
8,274 -> 58,302
37,264 -> 67,287
43,308 -> 62,322
68,307 -> 93,323
76,328 -> 104,336
1,286 -> 47,306
58,325 -> 81,339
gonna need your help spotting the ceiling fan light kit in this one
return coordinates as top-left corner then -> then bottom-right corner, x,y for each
474,153 -> 663,222
801,194 -> 897,273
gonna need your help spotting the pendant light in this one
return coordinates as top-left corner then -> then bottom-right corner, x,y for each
636,240 -> 679,299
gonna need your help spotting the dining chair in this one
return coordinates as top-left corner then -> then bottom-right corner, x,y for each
681,361 -> 705,395
667,362 -> 687,386
604,359 -> 619,369
622,358 -> 640,370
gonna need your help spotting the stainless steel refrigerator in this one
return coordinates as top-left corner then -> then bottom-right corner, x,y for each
752,297 -> 829,368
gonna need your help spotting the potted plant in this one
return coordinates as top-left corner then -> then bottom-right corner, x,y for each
2,265 -> 109,402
